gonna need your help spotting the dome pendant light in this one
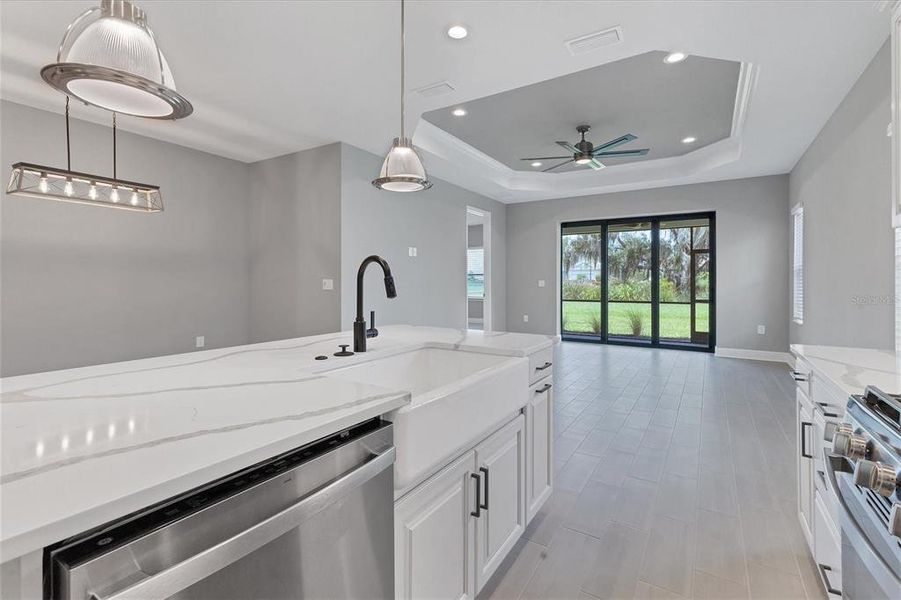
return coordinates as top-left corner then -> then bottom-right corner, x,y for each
372,0 -> 431,192
41,0 -> 192,120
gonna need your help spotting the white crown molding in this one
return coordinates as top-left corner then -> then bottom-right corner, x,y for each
731,62 -> 758,136
413,61 -> 757,203
715,347 -> 794,366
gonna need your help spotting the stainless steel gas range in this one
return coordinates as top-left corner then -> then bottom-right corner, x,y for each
825,386 -> 901,599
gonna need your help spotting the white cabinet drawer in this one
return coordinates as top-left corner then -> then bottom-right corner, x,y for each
528,346 -> 554,384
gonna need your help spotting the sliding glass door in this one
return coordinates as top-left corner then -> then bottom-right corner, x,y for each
560,212 -> 715,351
607,221 -> 652,342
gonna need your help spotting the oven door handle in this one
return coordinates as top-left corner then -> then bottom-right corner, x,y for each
88,447 -> 396,600
823,450 -> 899,579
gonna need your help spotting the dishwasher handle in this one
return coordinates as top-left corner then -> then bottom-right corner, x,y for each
90,446 -> 396,600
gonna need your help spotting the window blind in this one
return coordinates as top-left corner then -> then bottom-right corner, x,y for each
792,207 -> 804,324
467,248 -> 484,276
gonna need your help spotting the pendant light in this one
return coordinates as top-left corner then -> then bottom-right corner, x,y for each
41,0 -> 192,120
372,0 -> 432,192
5,98 -> 163,212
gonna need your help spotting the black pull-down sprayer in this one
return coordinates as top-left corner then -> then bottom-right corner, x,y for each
354,255 -> 397,352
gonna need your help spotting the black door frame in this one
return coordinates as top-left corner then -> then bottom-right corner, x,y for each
560,211 -> 716,353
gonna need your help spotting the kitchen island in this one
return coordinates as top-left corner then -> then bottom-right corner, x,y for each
0,325 -> 556,599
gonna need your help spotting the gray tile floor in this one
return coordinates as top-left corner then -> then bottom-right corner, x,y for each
480,342 -> 826,600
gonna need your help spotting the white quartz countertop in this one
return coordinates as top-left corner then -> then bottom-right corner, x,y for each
790,343 -> 901,398
0,325 -> 555,562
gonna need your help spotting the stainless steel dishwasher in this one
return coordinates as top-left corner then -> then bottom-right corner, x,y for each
48,418 -> 395,600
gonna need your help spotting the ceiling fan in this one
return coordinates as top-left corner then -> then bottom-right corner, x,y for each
520,125 -> 649,172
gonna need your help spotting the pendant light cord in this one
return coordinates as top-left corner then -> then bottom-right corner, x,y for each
400,0 -> 405,140
65,96 -> 71,172
112,112 -> 117,180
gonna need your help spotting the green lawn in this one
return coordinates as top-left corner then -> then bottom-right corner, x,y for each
562,301 -> 709,339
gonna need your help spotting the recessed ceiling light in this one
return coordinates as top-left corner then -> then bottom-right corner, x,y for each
447,25 -> 468,40
531,161 -> 542,167
664,52 -> 687,64
681,136 -> 697,144
452,107 -> 467,117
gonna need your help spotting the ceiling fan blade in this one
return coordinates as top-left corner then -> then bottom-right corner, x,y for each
591,133 -> 637,155
588,158 -> 605,170
555,141 -> 580,154
543,159 -> 573,172
594,148 -> 650,158
520,156 -> 571,161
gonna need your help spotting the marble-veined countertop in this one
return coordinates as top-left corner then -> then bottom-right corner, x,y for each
790,343 -> 901,399
0,325 -> 556,562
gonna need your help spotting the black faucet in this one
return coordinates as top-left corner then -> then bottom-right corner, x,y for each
354,255 -> 397,352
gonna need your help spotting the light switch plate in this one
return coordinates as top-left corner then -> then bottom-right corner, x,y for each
322,278 -> 334,290
538,280 -> 546,287
408,247 -> 418,257
757,325 -> 766,335
195,336 -> 205,348
523,314 -> 529,322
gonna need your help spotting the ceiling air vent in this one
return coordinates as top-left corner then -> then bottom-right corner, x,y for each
414,81 -> 455,98
564,26 -> 623,56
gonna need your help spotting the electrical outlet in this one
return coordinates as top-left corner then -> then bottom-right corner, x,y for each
322,278 -> 334,290
538,280 -> 546,288
408,246 -> 419,257
195,336 -> 205,348
757,325 -> 766,335
523,314 -> 529,322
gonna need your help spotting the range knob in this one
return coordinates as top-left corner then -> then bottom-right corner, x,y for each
890,504 -> 901,538
823,422 -> 852,443
853,460 -> 898,497
832,431 -> 868,460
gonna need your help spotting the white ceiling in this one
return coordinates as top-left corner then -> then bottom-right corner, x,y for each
0,1 -> 891,203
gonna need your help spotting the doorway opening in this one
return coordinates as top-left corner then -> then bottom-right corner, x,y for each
560,212 -> 715,351
467,207 -> 491,331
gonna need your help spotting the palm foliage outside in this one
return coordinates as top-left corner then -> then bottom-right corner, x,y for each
562,223 -> 710,339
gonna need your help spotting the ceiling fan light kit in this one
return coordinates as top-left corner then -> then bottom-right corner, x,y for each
520,124 -> 649,172
41,0 -> 192,119
373,0 -> 431,192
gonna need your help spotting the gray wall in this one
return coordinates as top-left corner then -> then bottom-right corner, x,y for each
248,144 -> 342,342
340,144 -> 506,331
505,175 -> 791,352
789,40 -> 893,349
0,100 -> 251,376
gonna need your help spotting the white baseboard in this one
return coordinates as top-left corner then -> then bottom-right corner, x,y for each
715,347 -> 794,366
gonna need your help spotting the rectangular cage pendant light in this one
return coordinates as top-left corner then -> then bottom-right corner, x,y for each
5,99 -> 163,213
7,162 -> 162,212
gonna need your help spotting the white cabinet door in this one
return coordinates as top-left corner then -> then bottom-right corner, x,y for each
474,414 -> 526,592
395,451 -> 477,600
797,388 -> 815,548
526,380 -> 553,521
814,491 -> 843,598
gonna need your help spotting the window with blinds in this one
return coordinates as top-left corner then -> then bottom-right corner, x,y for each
792,206 -> 804,324
467,248 -> 484,298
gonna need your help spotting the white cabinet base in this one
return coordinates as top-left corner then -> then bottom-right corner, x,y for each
394,452 -> 477,600
474,414 -> 526,592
